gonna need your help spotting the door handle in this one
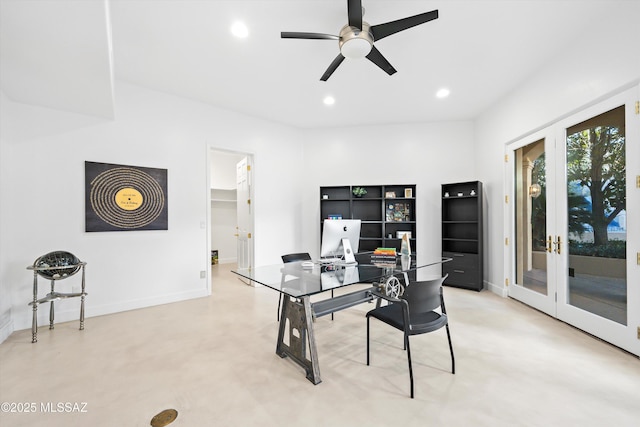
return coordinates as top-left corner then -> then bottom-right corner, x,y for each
547,235 -> 553,253
556,236 -> 562,255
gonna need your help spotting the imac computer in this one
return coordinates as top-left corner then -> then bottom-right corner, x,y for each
320,219 -> 361,264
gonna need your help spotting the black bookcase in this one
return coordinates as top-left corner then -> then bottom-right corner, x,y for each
320,185 -> 416,254
441,181 -> 483,291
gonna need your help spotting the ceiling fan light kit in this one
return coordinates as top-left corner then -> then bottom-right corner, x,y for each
281,0 -> 438,81
339,23 -> 373,59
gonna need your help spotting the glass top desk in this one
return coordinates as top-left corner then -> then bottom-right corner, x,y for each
233,255 -> 450,385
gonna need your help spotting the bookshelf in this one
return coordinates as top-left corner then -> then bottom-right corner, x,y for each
320,185 -> 416,253
441,181 -> 483,291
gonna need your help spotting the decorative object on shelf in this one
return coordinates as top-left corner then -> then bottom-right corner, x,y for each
400,233 -> 412,256
322,194 -> 329,199
470,189 -> 476,196
27,250 -> 87,343
85,161 -> 168,232
352,187 -> 367,197
386,202 -> 410,222
457,192 -> 463,197
396,231 -> 412,239
444,192 -> 450,198
327,214 -> 343,220
400,254 -> 411,271
404,188 -> 413,198
385,191 -> 396,198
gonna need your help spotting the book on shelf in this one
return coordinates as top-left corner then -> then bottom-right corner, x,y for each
327,214 -> 342,220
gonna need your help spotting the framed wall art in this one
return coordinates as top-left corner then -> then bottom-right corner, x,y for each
85,161 -> 168,232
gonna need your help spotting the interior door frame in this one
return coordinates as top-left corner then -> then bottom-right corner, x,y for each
206,146 -> 255,292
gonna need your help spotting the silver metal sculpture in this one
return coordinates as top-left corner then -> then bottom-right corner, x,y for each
27,251 -> 87,343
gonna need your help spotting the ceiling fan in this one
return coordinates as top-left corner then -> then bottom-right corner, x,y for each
281,0 -> 438,81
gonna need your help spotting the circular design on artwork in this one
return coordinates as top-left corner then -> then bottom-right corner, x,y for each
115,187 -> 144,211
90,167 -> 164,229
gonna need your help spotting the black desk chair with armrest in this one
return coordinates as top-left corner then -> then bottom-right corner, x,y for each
366,275 -> 454,398
278,253 -> 312,321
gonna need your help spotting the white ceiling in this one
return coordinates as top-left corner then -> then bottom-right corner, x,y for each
0,0 -> 623,128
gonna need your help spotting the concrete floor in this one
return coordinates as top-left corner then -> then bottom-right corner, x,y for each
1,263 -> 639,427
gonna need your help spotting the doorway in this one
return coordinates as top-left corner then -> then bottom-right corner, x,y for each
209,149 -> 254,285
505,87 -> 639,356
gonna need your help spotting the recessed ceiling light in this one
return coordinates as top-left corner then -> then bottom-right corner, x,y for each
231,21 -> 249,38
323,96 -> 335,106
436,88 -> 450,99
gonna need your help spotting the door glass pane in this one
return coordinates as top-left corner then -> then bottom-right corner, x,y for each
515,139 -> 547,295
566,106 -> 627,325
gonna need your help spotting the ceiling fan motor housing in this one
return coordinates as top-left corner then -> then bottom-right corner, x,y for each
339,22 -> 373,59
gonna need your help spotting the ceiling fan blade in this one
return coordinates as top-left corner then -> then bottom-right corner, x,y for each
320,54 -> 346,81
365,46 -> 397,76
281,32 -> 339,40
370,9 -> 438,41
347,0 -> 363,29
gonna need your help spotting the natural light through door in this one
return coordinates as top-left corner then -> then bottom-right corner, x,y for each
507,86 -> 639,356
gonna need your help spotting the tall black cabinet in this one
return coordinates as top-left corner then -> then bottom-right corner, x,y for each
320,185 -> 416,253
441,181 -> 484,291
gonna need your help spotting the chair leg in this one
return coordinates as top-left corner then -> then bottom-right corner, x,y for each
366,316 -> 370,366
446,323 -> 455,374
406,334 -> 414,399
331,289 -> 334,321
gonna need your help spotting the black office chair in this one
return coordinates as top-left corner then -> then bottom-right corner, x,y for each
366,275 -> 454,398
278,253 -> 312,321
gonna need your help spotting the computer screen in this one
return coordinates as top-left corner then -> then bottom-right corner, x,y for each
320,219 -> 361,263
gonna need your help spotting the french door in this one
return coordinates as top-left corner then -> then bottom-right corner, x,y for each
506,87 -> 639,356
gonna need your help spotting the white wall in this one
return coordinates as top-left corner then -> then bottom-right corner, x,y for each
0,80 -> 303,337
301,121 -> 476,279
475,5 -> 640,296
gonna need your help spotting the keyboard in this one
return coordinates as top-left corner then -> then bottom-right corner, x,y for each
315,258 -> 358,266
315,257 -> 343,265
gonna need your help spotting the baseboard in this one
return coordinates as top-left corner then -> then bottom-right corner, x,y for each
0,318 -> 14,345
11,288 -> 209,332
486,280 -> 508,297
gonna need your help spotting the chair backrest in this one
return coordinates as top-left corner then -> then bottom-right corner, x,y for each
401,276 -> 447,313
281,252 -> 312,263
